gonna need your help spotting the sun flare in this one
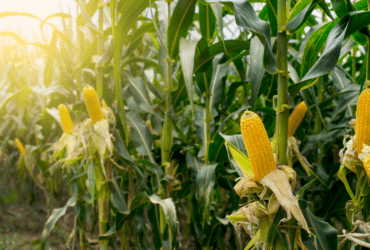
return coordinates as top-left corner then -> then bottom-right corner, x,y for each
0,0 -> 75,43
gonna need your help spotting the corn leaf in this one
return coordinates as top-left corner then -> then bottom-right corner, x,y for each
196,163 -> 217,210
180,38 -> 198,114
210,58 -> 229,111
301,201 -> 339,250
167,0 -> 197,58
149,194 -> 178,245
225,141 -> 253,178
126,75 -> 162,120
286,0 -> 321,33
40,196 -> 77,250
249,36 -> 265,110
194,40 -> 249,73
233,0 -> 277,74
126,110 -> 155,164
199,3 -> 216,41
301,11 -> 370,83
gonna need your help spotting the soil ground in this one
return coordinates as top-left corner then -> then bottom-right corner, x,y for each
0,202 -> 72,250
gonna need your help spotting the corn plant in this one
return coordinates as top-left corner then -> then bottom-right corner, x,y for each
2,0 -> 370,249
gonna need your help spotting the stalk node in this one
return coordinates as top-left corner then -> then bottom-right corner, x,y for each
276,104 -> 290,114
278,26 -> 287,33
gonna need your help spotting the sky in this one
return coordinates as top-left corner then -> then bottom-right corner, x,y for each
0,0 -> 77,43
0,1 -> 327,46
0,0 -> 240,46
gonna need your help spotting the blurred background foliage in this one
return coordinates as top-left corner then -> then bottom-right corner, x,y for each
0,0 -> 369,249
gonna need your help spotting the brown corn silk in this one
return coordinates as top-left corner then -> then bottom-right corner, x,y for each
240,111 -> 276,182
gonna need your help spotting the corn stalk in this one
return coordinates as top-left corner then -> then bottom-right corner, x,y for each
314,12 -> 325,164
96,0 -> 104,97
98,160 -> 111,250
157,1 -> 174,245
76,4 -> 82,100
276,0 -> 289,165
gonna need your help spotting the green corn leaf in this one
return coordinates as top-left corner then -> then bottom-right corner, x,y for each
266,0 -> 278,36
233,1 -> 277,74
41,196 -> 77,250
300,22 -> 336,79
210,59 -> 229,110
180,38 -> 198,114
249,36 -> 265,110
225,141 -> 253,178
196,163 -> 218,209
126,110 -> 155,164
167,0 -> 197,58
301,201 -> 339,250
293,11 -> 370,95
194,40 -> 249,73
149,194 -> 178,245
199,3 -> 216,41
286,0 -> 321,33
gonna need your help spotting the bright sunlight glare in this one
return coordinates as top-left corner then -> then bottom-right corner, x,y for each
0,0 -> 76,43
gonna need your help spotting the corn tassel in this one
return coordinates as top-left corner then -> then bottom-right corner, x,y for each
356,88 -> 370,154
241,111 -> 276,182
15,138 -> 26,155
83,85 -> 105,124
364,154 -> 370,179
58,104 -> 74,133
288,101 -> 307,137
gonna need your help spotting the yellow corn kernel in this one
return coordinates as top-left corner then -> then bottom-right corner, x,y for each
15,138 -> 26,155
288,101 -> 307,137
241,111 -> 276,182
58,104 -> 74,134
364,154 -> 370,179
356,88 -> 370,154
83,85 -> 105,124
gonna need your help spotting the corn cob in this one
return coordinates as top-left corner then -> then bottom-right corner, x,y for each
364,154 -> 370,179
83,85 -> 105,124
58,104 -> 74,133
241,111 -> 276,182
288,101 -> 307,137
356,88 -> 370,154
15,138 -> 26,155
